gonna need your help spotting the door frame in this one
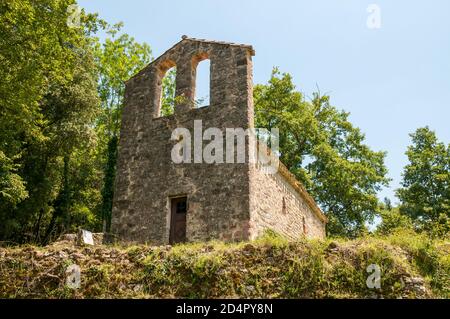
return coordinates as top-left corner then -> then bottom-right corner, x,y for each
168,195 -> 188,244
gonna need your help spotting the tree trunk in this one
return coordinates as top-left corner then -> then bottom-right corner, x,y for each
101,135 -> 118,233
42,155 -> 70,245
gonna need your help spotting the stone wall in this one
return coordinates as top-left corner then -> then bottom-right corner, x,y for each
111,38 -> 255,244
249,164 -> 327,240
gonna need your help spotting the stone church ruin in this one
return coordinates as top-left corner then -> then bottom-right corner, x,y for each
111,36 -> 327,244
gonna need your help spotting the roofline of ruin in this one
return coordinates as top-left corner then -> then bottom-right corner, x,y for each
126,36 -> 255,84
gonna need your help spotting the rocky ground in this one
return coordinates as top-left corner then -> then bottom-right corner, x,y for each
0,231 -> 448,299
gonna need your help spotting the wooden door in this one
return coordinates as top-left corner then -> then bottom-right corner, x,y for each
169,197 -> 187,244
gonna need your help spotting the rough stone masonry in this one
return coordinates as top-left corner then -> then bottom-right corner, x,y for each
111,36 -> 327,245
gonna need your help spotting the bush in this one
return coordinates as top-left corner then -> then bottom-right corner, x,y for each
377,208 -> 414,236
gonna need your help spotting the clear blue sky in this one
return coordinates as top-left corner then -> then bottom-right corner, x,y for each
79,0 -> 450,203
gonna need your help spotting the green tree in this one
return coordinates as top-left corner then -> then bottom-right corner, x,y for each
0,0 -> 72,212
93,23 -> 152,232
376,199 -> 414,236
0,152 -> 28,206
0,0 -> 176,243
36,51 -> 100,244
397,127 -> 450,233
0,0 -> 103,243
161,68 -> 177,116
254,68 -> 389,237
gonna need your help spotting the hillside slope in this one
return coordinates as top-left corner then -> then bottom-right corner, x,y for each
0,231 -> 448,298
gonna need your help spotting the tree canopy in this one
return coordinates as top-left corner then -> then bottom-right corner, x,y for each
396,127 -> 450,235
0,0 -> 104,243
254,68 -> 390,237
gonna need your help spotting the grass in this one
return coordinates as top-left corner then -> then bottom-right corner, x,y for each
0,230 -> 448,298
